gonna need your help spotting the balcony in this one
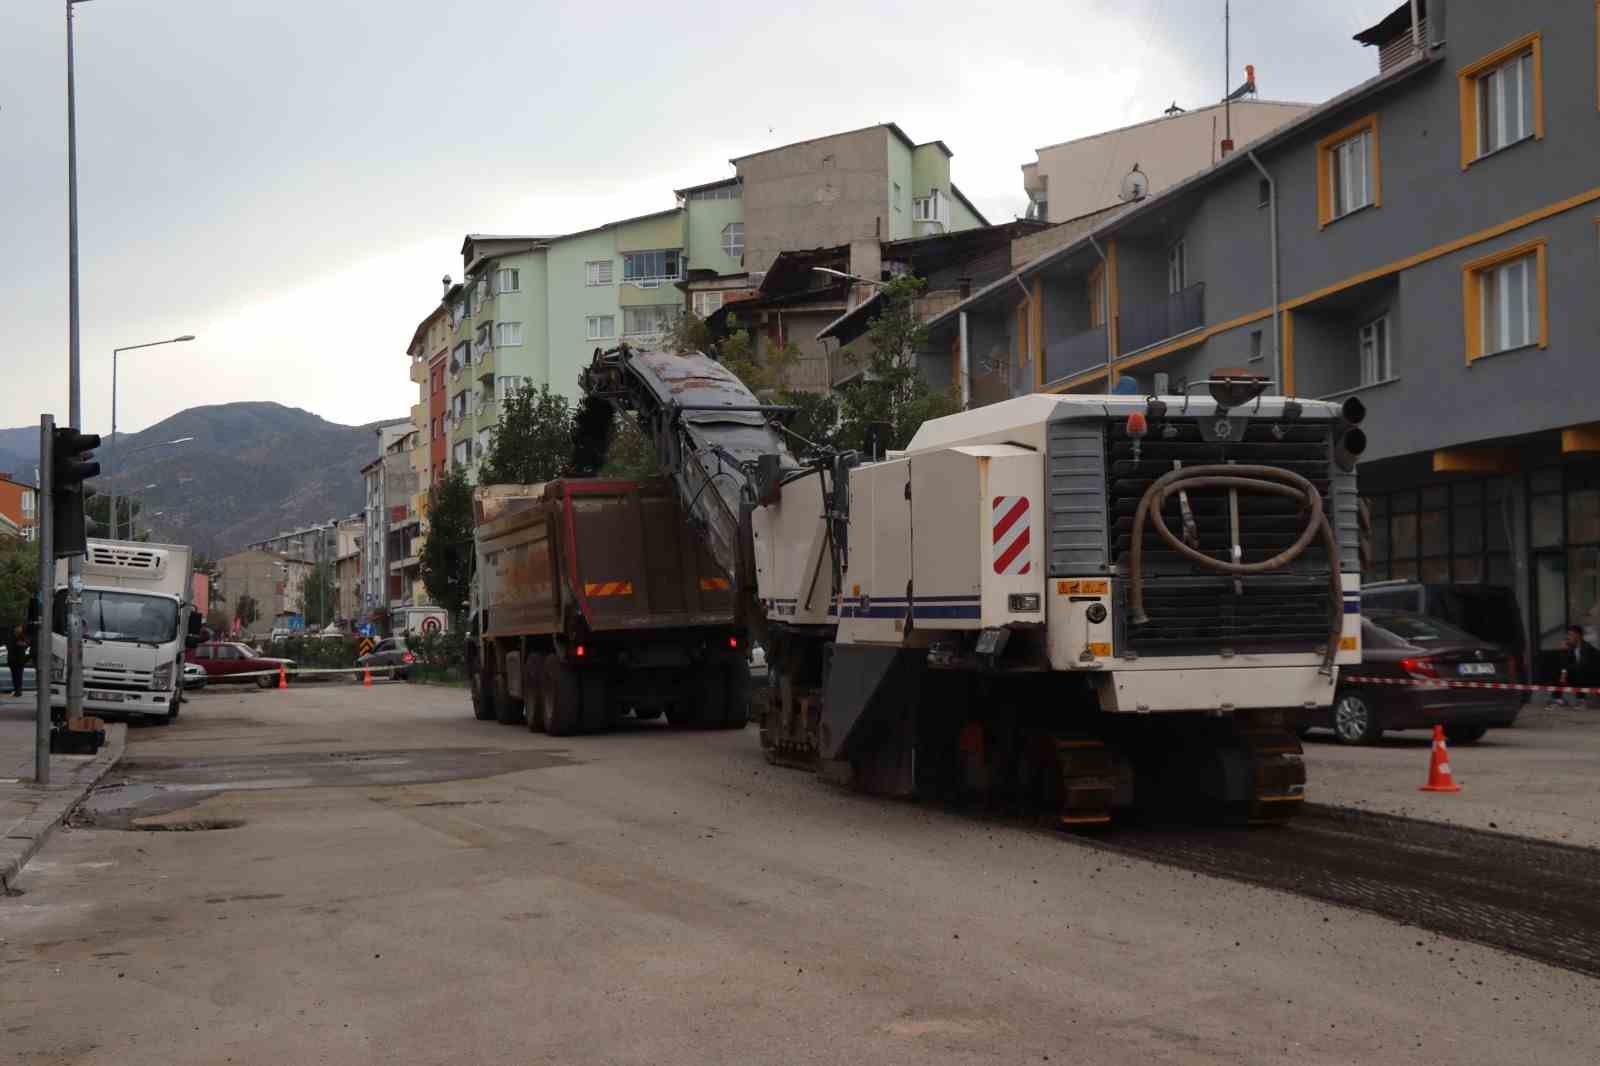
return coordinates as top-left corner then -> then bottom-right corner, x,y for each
1045,324 -> 1109,384
409,357 -> 426,384
1117,283 -> 1204,355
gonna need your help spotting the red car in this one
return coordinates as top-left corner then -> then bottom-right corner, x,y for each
186,641 -> 296,688
1301,611 -> 1521,745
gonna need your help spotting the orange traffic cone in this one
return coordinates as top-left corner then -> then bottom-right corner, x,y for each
1419,725 -> 1461,792
277,664 -> 288,690
363,667 -> 373,687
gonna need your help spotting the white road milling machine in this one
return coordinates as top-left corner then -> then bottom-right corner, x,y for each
580,345 -> 1365,825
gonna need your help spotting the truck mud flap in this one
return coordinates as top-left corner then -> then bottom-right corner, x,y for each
818,645 -> 925,761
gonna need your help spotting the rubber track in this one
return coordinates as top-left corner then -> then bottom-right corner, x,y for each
1072,804 -> 1600,978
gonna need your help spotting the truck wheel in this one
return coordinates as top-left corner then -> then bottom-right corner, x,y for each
542,656 -> 581,737
721,665 -> 751,729
580,675 -> 611,734
494,666 -> 524,726
471,669 -> 496,721
524,654 -> 546,733
694,667 -> 729,729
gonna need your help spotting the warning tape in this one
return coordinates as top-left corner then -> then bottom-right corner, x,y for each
1343,675 -> 1600,696
207,665 -> 406,681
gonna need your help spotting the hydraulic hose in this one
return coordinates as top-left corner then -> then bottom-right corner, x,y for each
1128,463 -> 1343,673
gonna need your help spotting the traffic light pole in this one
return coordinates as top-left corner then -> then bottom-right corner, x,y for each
65,0 -> 85,726
35,417 -> 54,786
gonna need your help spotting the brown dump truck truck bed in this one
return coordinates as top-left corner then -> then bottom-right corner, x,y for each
475,477 -> 736,640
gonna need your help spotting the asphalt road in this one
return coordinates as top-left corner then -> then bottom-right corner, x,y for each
2,681 -> 1597,1065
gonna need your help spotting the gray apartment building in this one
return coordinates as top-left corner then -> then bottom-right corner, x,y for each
925,0 -> 1600,676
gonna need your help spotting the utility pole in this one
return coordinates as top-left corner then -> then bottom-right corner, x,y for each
34,419 -> 55,786
65,0 -> 87,724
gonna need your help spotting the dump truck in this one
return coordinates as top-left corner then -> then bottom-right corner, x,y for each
581,345 -> 1366,825
467,478 -> 750,733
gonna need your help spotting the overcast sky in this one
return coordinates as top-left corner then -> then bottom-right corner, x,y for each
2,0 -> 1398,435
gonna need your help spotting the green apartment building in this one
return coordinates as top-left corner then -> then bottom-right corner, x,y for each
419,122 -> 989,482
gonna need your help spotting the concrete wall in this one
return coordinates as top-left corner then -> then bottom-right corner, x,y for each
737,126 -> 891,274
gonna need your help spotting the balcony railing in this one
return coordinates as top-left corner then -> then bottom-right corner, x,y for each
1045,324 -> 1109,384
1117,283 -> 1204,355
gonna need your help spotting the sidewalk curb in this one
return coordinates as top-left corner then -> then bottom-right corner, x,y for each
1,723 -> 127,894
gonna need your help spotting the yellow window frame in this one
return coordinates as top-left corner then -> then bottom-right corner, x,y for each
1316,113 -> 1381,229
1461,238 -> 1548,363
1457,32 -> 1544,170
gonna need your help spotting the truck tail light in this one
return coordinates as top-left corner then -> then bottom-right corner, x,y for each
1400,657 -> 1438,679
728,636 -> 739,650
575,644 -> 586,659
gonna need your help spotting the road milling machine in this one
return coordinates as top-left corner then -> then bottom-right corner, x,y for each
580,344 -> 1365,825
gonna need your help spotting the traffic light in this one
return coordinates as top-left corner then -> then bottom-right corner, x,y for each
51,427 -> 101,558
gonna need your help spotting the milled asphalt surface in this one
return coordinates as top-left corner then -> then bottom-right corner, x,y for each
2,681 -> 1597,1065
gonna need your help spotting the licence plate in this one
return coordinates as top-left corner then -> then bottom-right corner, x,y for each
1457,663 -> 1496,676
87,690 -> 126,702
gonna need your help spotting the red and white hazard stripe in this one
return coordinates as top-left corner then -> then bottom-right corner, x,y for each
1344,676 -> 1600,695
992,495 -> 1032,576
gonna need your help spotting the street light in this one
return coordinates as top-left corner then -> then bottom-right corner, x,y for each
64,0 -> 95,728
108,436 -> 193,539
108,335 -> 195,539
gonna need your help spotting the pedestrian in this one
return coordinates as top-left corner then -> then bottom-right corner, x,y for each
5,623 -> 28,698
1558,624 -> 1600,706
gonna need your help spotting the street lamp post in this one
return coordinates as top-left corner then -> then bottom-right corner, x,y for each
64,0 -> 90,723
107,436 -> 193,539
109,336 -> 194,538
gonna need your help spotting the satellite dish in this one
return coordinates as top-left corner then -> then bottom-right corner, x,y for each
1119,165 -> 1149,203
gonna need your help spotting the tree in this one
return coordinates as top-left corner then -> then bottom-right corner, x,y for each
84,492 -> 145,540
599,414 -> 660,479
0,537 -> 38,631
420,466 -> 474,621
479,383 -> 575,485
297,561 -> 336,628
670,313 -> 801,399
835,275 -> 958,456
234,593 -> 260,630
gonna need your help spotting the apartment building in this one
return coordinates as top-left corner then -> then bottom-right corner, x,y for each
406,121 -> 990,474
1021,98 -> 1313,225
215,549 -> 310,635
0,473 -> 38,541
927,0 -> 1600,676
360,420 -> 415,627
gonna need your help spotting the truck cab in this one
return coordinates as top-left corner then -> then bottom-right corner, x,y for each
50,540 -> 199,723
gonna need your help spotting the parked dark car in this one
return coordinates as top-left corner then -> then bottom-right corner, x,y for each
1302,610 -> 1521,745
185,641 -> 296,688
1360,581 -> 1529,684
355,637 -> 416,681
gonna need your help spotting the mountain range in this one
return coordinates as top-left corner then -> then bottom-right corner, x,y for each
0,403 -> 398,557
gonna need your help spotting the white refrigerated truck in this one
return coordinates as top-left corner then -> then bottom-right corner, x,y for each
49,539 -> 198,723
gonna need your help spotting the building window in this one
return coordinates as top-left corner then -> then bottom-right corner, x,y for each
450,342 -> 469,374
621,249 -> 682,284
1167,239 -> 1187,294
692,290 -> 725,318
587,315 -> 615,340
1464,240 -> 1547,361
687,183 -> 741,201
1316,114 -> 1379,227
1458,33 -> 1542,168
497,375 -> 528,402
1358,315 -> 1391,384
496,268 -> 520,294
892,182 -> 902,212
495,321 -> 523,346
476,428 -> 492,457
586,260 -> 613,286
1249,329 -> 1264,363
721,222 -> 743,259
452,441 -> 469,468
623,305 -> 680,338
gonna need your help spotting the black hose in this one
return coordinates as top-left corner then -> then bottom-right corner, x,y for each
1128,463 -> 1343,673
